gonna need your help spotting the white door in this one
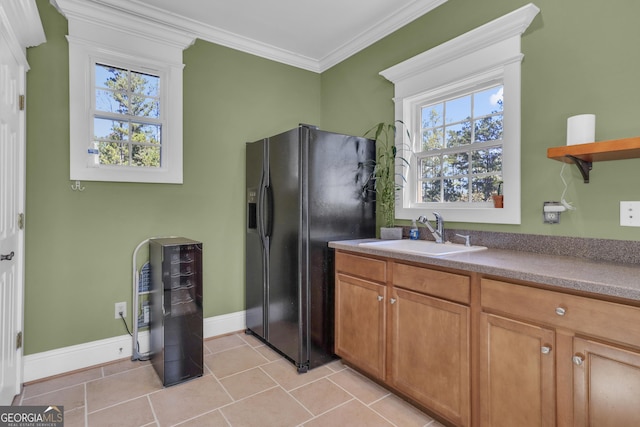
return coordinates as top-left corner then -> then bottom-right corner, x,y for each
0,18 -> 26,405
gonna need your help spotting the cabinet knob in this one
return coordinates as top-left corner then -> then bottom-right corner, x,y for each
541,346 -> 552,355
390,298 -> 397,304
572,355 -> 584,366
555,306 -> 566,316
377,295 -> 383,302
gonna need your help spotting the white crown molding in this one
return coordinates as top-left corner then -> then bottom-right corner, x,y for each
381,3 -> 540,83
0,0 -> 45,69
49,0 -> 449,73
319,0 -> 448,72
51,0 -> 196,51
3,0 -> 45,48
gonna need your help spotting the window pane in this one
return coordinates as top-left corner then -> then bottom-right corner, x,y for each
95,64 -> 127,89
472,175 -> 502,202
443,178 -> 468,202
445,122 -> 471,147
443,152 -> 468,176
132,145 -> 160,167
422,104 -> 443,128
99,142 -> 129,165
474,115 -> 503,142
421,180 -> 441,202
96,89 -> 127,114
474,86 -> 503,117
420,156 -> 441,178
131,123 -> 161,144
93,62 -> 163,170
445,95 -> 471,123
422,129 -> 444,150
131,71 -> 160,97
472,147 -> 502,173
94,118 -> 128,141
130,95 -> 160,118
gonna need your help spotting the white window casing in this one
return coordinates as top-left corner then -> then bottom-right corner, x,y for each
53,0 -> 195,184
380,3 -> 540,225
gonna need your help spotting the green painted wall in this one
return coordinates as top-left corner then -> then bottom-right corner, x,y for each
24,0 -> 320,354
24,0 -> 640,355
321,0 -> 640,240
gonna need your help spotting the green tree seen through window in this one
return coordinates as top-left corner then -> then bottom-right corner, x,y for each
94,64 -> 161,168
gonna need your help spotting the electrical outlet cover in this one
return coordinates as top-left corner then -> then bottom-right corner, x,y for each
620,201 -> 640,227
115,302 -> 126,319
543,202 -> 561,224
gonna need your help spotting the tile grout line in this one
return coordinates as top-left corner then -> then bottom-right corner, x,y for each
83,383 -> 88,427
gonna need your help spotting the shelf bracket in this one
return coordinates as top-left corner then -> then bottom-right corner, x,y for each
565,155 -> 592,183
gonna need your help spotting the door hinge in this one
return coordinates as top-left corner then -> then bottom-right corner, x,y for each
18,213 -> 24,230
19,95 -> 25,111
16,332 -> 22,350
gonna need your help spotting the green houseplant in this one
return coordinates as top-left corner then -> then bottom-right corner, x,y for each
365,121 -> 411,239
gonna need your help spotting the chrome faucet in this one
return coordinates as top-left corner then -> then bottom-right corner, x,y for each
417,212 -> 444,243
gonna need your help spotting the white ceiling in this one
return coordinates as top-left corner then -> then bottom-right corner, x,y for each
131,0 -> 448,72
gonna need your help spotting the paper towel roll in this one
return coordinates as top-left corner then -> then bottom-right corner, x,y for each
567,114 -> 595,146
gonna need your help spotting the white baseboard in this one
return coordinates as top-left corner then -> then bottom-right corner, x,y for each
23,310 -> 246,383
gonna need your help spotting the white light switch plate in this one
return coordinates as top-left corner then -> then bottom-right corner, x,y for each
620,201 -> 640,227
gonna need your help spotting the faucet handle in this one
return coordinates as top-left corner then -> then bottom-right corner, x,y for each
455,234 -> 471,247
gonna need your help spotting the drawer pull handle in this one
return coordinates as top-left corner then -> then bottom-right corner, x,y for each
390,298 -> 397,304
541,346 -> 552,355
555,307 -> 566,316
377,295 -> 383,302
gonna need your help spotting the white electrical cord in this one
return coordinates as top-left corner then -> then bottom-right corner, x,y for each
559,163 -> 576,211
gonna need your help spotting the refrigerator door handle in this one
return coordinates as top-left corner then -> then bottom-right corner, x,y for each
265,184 -> 274,238
257,174 -> 266,242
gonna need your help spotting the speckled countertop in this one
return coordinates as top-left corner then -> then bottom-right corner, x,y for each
329,239 -> 640,302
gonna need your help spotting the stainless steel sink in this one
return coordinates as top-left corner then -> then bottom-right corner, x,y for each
358,239 -> 487,256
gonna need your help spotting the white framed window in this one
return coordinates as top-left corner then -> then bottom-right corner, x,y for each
57,0 -> 194,184
414,82 -> 504,205
380,3 -> 540,224
91,62 -> 163,169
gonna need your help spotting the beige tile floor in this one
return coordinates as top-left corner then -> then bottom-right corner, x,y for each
14,332 -> 445,427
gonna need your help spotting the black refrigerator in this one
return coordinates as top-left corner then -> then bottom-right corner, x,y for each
245,125 -> 376,372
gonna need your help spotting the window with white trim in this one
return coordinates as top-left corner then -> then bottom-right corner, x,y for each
417,84 -> 504,204
380,4 -> 539,224
92,62 -> 163,168
57,0 -> 193,184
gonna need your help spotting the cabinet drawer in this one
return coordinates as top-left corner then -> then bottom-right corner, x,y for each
481,278 -> 640,348
393,262 -> 470,304
336,252 -> 386,283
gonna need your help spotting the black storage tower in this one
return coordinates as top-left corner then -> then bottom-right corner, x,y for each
150,237 -> 203,386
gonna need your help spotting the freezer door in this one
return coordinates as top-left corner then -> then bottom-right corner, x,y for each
245,139 -> 267,339
303,130 -> 376,368
266,128 -> 302,365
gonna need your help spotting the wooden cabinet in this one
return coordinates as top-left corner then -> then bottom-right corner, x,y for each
335,249 -> 640,426
479,313 -> 555,427
481,278 -> 640,427
334,252 -> 387,380
391,287 -> 470,426
335,272 -> 386,380
573,338 -> 640,426
335,251 -> 471,426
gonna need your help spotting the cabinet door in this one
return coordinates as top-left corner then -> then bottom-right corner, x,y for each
390,288 -> 470,426
573,337 -> 640,426
480,313 -> 556,427
335,273 -> 386,379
